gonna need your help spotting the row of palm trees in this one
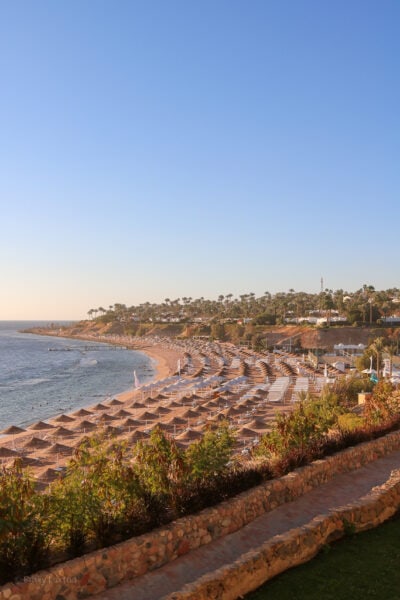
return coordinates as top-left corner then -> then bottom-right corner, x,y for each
86,285 -> 400,326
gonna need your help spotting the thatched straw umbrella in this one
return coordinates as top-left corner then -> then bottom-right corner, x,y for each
97,413 -> 117,424
167,416 -> 187,426
53,414 -> 75,423
166,401 -> 181,408
203,401 -> 218,409
121,417 -> 141,428
0,447 -> 18,458
237,398 -> 257,408
23,437 -> 51,450
45,443 -> 73,457
180,409 -> 199,419
179,395 -> 192,404
74,420 -> 97,432
137,411 -> 157,421
214,396 -> 228,407
37,467 -> 61,484
108,398 -> 123,406
220,389 -> 234,397
72,408 -> 93,418
91,403 -> 109,411
130,401 -> 145,409
195,406 -> 210,414
247,418 -> 270,430
152,422 -> 172,433
222,407 -> 240,417
28,421 -> 55,431
102,425 -> 120,437
253,388 -> 268,396
141,423 -> 166,436
176,429 -> 203,441
1,425 -> 27,452
16,456 -> 41,468
211,412 -> 227,423
128,430 -> 149,443
237,427 -> 257,438
1,425 -> 26,435
51,426 -> 74,438
144,397 -> 159,405
113,409 -> 132,418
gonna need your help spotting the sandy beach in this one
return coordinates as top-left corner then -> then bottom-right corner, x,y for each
116,342 -> 183,402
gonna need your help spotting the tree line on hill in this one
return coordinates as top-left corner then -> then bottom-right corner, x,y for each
87,285 -> 400,327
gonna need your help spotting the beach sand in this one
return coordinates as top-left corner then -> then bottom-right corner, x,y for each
116,342 -> 183,402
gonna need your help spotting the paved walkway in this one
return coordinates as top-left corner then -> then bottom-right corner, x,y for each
93,450 -> 400,600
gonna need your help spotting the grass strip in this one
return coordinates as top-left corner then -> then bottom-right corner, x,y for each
246,513 -> 400,600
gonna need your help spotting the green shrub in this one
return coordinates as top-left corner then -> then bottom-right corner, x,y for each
365,380 -> 400,424
134,427 -> 188,517
337,413 -> 365,431
50,433 -> 148,552
0,460 -> 50,581
255,396 -> 341,459
186,423 -> 235,481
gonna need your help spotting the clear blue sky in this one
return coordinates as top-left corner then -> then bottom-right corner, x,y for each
1,0 -> 399,319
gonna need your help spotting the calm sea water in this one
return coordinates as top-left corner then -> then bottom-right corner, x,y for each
0,321 -> 156,430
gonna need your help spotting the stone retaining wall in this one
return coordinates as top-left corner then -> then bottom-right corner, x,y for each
164,468 -> 400,600
2,430 -> 400,600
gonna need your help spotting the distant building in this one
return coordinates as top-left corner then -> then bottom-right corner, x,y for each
285,315 -> 347,325
381,315 -> 400,323
334,343 -> 366,356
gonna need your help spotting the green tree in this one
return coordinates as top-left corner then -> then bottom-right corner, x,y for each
134,427 -> 187,516
186,424 -> 235,480
0,460 -> 50,580
211,322 -> 226,341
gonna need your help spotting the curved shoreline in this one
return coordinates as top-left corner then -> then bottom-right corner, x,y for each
24,328 -> 183,405
115,342 -> 182,403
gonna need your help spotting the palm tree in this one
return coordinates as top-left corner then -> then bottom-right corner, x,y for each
383,341 -> 397,378
388,328 -> 400,356
370,337 -> 385,377
320,292 -> 335,326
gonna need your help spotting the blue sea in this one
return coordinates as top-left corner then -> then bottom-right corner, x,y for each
0,321 -> 156,430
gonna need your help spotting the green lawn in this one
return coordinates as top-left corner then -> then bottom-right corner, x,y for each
245,514 -> 400,600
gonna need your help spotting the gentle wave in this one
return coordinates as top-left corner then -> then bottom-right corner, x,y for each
79,358 -> 98,367
5,377 -> 52,390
